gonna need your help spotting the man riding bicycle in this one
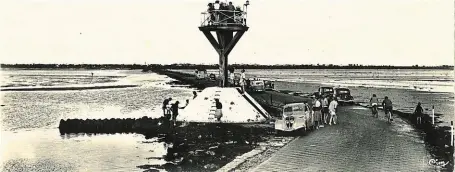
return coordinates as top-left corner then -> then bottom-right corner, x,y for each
370,94 -> 379,117
382,96 -> 393,122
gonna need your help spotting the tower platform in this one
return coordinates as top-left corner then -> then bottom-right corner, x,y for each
178,87 -> 271,123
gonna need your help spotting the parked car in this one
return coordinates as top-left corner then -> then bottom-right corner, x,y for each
334,87 -> 354,104
195,69 -> 207,79
264,80 -> 274,90
248,80 -> 265,92
209,73 -> 216,80
315,86 -> 334,98
275,103 -> 312,133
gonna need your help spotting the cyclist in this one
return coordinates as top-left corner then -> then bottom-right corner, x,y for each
369,94 -> 379,117
382,96 -> 393,122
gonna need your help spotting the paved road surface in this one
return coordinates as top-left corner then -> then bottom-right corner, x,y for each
252,106 -> 437,172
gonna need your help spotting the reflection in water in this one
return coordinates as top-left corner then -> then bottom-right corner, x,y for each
1,129 -> 168,172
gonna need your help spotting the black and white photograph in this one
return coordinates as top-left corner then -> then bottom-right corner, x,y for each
0,0 -> 454,171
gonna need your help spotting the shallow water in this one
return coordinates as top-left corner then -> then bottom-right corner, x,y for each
1,129 -> 167,172
1,69 -> 194,171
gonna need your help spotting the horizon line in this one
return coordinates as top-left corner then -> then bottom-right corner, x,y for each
1,63 -> 453,67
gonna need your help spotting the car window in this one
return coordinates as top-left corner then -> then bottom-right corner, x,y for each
284,107 -> 293,112
322,88 -> 333,92
338,90 -> 349,94
253,81 -> 264,85
293,106 -> 304,111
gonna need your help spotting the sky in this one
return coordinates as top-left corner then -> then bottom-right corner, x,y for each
0,0 -> 453,65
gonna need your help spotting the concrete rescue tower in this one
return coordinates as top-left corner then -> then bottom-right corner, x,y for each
199,0 -> 250,87
178,0 -> 270,123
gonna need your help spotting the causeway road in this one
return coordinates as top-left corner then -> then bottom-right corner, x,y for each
252,106 -> 439,172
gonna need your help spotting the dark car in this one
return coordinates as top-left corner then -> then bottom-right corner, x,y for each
317,86 -> 334,98
334,87 -> 354,104
264,80 -> 274,90
209,73 -> 216,80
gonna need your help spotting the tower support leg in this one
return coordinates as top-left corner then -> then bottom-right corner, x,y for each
201,30 -> 246,88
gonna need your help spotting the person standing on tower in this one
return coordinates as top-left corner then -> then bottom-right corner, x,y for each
207,3 -> 215,25
214,0 -> 220,10
228,2 -> 235,23
214,0 -> 220,24
219,2 -> 227,25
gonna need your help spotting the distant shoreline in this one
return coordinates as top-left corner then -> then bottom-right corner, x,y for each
1,64 -> 453,70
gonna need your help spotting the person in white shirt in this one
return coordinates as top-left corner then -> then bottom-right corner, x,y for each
229,69 -> 235,87
214,0 -> 220,9
240,69 -> 246,94
329,97 -> 339,125
322,96 -> 329,124
312,96 -> 322,129
213,0 -> 220,24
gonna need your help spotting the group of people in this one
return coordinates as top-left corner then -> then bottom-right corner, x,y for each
207,1 -> 245,25
369,94 -> 425,124
161,91 -> 198,124
304,95 -> 339,130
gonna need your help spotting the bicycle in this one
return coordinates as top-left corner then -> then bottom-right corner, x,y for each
387,111 -> 393,123
371,104 -> 378,118
385,107 -> 393,123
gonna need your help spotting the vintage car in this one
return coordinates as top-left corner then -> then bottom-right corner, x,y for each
275,103 -> 313,133
334,87 -> 354,104
315,86 -> 334,97
209,73 -> 216,80
264,80 -> 274,90
248,80 -> 265,92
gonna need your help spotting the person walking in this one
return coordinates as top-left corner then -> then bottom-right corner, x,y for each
214,98 -> 223,122
329,97 -> 339,125
414,102 -> 424,124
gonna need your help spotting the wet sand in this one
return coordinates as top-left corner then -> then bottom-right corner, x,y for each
136,123 -> 277,172
0,85 -> 138,91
